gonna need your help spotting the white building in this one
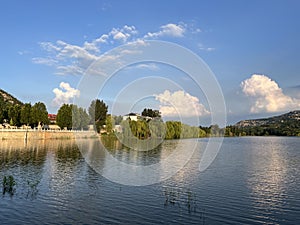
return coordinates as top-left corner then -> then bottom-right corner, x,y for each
122,113 -> 140,121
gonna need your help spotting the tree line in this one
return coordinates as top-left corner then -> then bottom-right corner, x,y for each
224,124 -> 300,137
0,102 -> 49,128
199,123 -> 300,137
56,99 -> 108,131
4,93 -> 296,137
119,119 -> 207,140
0,98 -> 108,130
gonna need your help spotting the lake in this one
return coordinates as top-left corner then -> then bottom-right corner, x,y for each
0,137 -> 299,224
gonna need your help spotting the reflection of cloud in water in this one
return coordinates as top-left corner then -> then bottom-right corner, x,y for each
247,138 -> 288,213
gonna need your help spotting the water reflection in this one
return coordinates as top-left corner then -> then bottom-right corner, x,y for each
0,139 -> 81,200
0,137 -> 299,224
77,137 -> 198,186
0,140 -> 47,168
247,138 -> 289,221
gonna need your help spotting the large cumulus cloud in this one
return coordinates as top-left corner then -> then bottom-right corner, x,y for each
241,74 -> 300,113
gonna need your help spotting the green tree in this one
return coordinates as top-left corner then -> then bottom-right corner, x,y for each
136,120 -> 150,139
20,103 -> 32,126
78,107 -> 90,130
105,114 -> 114,134
173,121 -> 182,139
165,121 -> 182,139
199,127 -> 206,137
8,105 -> 21,126
149,119 -> 166,138
165,121 -> 175,139
113,115 -> 123,125
0,97 -> 5,123
31,102 -> 49,127
210,124 -> 220,137
141,108 -> 161,118
120,120 -> 132,138
56,104 -> 72,129
88,99 -> 108,133
72,105 -> 90,130
130,120 -> 138,137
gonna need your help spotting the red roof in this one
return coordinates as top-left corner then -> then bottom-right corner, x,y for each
48,114 -> 57,121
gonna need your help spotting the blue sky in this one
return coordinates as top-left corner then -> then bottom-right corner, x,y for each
1,0 -> 300,125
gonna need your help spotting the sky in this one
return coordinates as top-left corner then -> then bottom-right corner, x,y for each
1,0 -> 300,125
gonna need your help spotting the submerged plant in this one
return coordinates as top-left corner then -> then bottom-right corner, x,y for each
2,175 -> 16,196
26,180 -> 39,199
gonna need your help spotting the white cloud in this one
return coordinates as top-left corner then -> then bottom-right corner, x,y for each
32,57 -> 58,66
134,63 -> 159,70
241,74 -> 300,113
33,25 -> 140,75
55,65 -> 84,75
57,41 -> 99,61
109,26 -> 137,43
160,23 -> 185,37
113,32 -> 127,41
83,41 -> 100,53
124,63 -> 159,71
198,43 -> 215,52
144,23 -> 185,38
34,40 -> 100,75
39,41 -> 62,52
127,38 -> 147,46
52,82 -> 80,107
155,90 -> 209,117
95,34 -> 109,44
34,23 -> 204,75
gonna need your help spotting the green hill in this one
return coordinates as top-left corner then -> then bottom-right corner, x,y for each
0,89 -> 23,123
233,111 -> 300,136
0,89 -> 23,106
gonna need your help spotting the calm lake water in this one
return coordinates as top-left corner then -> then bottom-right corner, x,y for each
0,137 -> 299,224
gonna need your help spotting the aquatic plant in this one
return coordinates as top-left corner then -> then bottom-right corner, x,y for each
163,187 -> 202,214
2,175 -> 16,196
26,180 -> 39,199
162,186 -> 206,223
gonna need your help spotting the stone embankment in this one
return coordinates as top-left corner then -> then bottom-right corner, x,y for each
0,129 -> 97,140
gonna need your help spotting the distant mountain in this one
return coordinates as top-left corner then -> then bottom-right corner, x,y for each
234,111 -> 300,136
236,111 -> 300,127
0,89 -> 23,106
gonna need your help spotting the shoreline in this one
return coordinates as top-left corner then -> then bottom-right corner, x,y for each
1,129 -> 299,141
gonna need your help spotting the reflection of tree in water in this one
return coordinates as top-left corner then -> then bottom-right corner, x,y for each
99,136 -> 185,168
56,143 -> 82,162
100,136 -> 165,166
0,139 -> 81,200
100,136 -> 123,151
0,141 -> 47,168
162,186 -> 206,224
0,140 -> 49,199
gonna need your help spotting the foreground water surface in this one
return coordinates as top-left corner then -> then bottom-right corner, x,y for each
0,137 -> 299,224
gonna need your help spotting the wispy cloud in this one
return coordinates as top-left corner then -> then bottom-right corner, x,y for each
125,63 -> 159,71
144,23 -> 186,39
198,43 -> 215,52
33,23 -> 204,76
155,90 -> 209,117
32,57 -> 58,66
241,74 -> 300,113
32,25 -> 139,75
52,82 -> 80,107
